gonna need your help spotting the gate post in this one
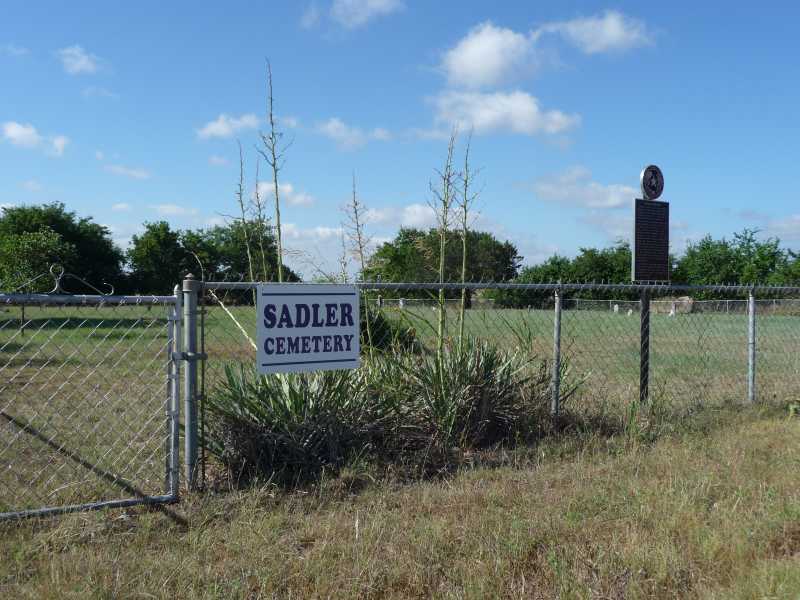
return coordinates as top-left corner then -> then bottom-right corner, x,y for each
182,274 -> 202,489
640,289 -> 650,403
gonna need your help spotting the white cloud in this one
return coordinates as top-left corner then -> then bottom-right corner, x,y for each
111,203 -> 131,212
474,217 -> 560,266
401,203 -> 437,228
21,180 -> 43,192
2,121 -> 42,147
49,135 -> 69,157
317,117 -> 391,149
105,164 -> 151,180
151,204 -> 198,217
279,115 -> 300,128
282,223 -> 343,242
197,113 -> 259,139
255,181 -> 315,207
533,166 -> 636,209
432,90 -> 580,137
370,127 -> 392,141
56,45 -> 100,74
580,211 -> 690,250
208,155 -> 229,166
535,10 -> 651,54
442,22 -> 535,89
579,211 -> 632,240
301,3 -> 322,28
365,203 -> 437,229
408,127 -> 451,141
205,215 -> 227,227
330,0 -> 404,29
2,44 -> 28,57
319,118 -> 365,148
2,121 -> 69,157
765,214 -> 800,243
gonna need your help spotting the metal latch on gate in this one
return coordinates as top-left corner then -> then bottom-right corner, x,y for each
172,352 -> 208,361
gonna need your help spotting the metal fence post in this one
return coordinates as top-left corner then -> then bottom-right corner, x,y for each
182,273 -> 201,489
551,288 -> 562,418
748,288 -> 756,404
640,289 -> 650,403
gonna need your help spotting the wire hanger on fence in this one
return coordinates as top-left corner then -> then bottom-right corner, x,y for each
2,264 -> 115,296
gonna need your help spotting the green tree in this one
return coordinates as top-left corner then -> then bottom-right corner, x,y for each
0,229 -> 77,292
570,241 -> 632,284
127,222 -> 189,294
364,228 -> 521,297
673,229 -> 787,286
673,235 -> 741,285
0,203 -> 124,289
180,228 -> 223,281
491,255 -> 572,308
492,242 -> 635,307
774,251 -> 800,285
201,221 -> 300,283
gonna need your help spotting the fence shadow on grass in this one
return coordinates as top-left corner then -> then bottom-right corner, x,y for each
0,409 -> 187,527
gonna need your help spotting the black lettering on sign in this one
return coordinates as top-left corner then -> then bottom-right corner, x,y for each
633,199 -> 669,282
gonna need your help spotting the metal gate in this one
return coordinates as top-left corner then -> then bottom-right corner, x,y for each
0,291 -> 181,519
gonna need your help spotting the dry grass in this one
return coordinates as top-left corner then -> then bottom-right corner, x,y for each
1,405 -> 798,599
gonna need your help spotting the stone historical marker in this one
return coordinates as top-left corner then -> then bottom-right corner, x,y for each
632,165 -> 669,282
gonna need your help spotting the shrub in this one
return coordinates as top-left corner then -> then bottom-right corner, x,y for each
206,364 -> 379,484
360,305 -> 416,351
397,338 -> 551,452
206,338 -> 558,485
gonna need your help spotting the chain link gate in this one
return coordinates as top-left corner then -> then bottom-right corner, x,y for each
0,291 -> 181,520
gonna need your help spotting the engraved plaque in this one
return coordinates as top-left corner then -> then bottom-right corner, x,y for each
632,199 -> 669,282
640,165 -> 664,200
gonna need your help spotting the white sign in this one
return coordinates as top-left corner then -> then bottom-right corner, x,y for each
257,284 -> 360,374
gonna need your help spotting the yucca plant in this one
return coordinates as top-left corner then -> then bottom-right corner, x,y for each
206,364 -> 377,483
206,336 -> 562,486
399,337 -> 549,452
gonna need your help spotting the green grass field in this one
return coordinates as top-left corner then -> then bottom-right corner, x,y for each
2,301 -> 799,516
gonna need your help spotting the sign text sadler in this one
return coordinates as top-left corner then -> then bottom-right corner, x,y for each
256,284 -> 360,374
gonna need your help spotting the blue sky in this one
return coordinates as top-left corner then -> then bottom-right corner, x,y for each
2,1 -> 800,278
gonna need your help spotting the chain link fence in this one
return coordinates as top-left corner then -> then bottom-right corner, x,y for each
10,278 -> 793,503
196,281 -> 800,436
0,293 -> 180,520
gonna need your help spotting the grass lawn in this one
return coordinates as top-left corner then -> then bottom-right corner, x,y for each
0,403 -> 798,598
2,301 -> 799,517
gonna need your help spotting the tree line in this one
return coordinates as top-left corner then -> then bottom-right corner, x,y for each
492,230 -> 800,307
0,202 -> 299,295
2,202 -> 799,299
